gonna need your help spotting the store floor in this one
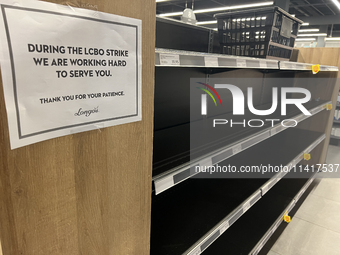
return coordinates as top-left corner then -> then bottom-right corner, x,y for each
268,145 -> 340,255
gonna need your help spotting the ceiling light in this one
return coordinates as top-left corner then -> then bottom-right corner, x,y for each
158,1 -> 273,17
156,0 -> 169,2
298,33 -> 327,37
331,0 -> 340,10
299,29 -> 320,32
196,20 -> 218,25
326,37 -> 340,41
296,38 -> 316,41
301,23 -> 309,26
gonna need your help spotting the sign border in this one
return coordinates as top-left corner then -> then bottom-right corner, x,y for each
1,4 -> 139,139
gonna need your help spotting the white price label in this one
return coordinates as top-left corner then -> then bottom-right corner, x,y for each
159,54 -> 180,66
204,56 -> 219,67
236,59 -> 247,67
290,63 -> 297,69
260,61 -> 267,69
311,108 -> 320,115
232,145 -> 242,155
189,248 -> 201,255
243,201 -> 251,212
199,157 -> 213,168
220,221 -> 229,234
270,128 -> 278,136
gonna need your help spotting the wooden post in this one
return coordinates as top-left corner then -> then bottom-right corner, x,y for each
0,0 -> 155,254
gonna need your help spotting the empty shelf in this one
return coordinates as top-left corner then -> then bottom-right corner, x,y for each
204,169 -> 318,255
150,128 -> 324,255
153,100 -> 330,194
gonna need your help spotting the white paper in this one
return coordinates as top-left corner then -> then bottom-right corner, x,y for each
236,59 -> 246,68
219,221 -> 229,234
259,60 -> 267,69
159,53 -> 180,66
232,144 -> 242,155
204,56 -> 218,67
0,0 -> 142,149
335,128 -> 340,137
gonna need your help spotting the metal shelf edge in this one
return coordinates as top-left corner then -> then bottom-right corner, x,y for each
279,61 -> 339,72
155,49 -> 279,69
184,190 -> 262,255
182,134 -> 324,255
155,49 -> 338,71
250,170 -> 319,255
153,102 -> 330,195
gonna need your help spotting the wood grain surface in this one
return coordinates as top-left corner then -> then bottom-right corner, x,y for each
0,0 -> 155,254
296,48 -> 340,164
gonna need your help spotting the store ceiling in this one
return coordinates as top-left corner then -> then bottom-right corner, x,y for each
156,0 -> 340,34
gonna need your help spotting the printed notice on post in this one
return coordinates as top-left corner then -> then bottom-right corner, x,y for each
0,0 -> 142,149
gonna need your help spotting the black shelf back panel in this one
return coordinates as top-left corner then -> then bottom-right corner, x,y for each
156,17 -> 220,54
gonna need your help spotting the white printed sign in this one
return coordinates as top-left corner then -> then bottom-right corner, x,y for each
0,0 -> 142,149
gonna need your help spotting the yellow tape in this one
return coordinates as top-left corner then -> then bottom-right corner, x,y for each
312,64 -> 320,74
284,215 -> 291,223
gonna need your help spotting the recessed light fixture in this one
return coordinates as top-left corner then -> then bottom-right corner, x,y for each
326,37 -> 340,41
297,33 -> 327,37
331,0 -> 340,10
301,23 -> 310,26
196,20 -> 218,25
158,1 -> 274,17
296,38 -> 316,41
298,29 -> 320,32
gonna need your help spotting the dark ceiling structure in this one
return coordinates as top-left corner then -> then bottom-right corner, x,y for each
156,0 -> 340,36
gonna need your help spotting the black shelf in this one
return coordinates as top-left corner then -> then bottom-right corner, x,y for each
331,135 -> 340,140
153,100 -> 329,194
334,119 -> 340,124
156,17 -> 220,54
150,128 -> 324,255
203,170 -> 316,255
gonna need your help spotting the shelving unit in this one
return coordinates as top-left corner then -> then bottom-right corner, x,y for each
205,169 -> 319,255
151,129 -> 324,255
152,17 -> 339,255
330,90 -> 340,145
153,100 -> 329,194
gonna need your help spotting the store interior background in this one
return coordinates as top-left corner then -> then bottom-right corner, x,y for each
156,1 -> 340,254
